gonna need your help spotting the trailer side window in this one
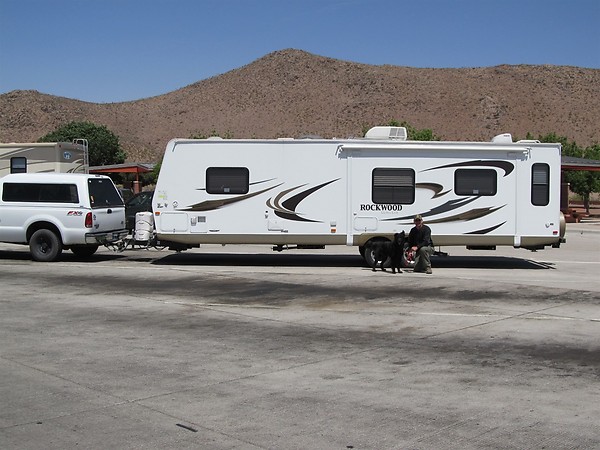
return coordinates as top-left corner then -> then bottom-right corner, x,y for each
10,157 -> 27,174
2,183 -> 79,203
206,167 -> 249,194
455,169 -> 497,196
372,168 -> 415,204
531,163 -> 550,206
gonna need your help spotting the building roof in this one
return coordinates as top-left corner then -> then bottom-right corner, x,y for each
561,156 -> 600,172
89,163 -> 155,174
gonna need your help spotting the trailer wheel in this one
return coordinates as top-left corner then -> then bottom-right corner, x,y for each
358,246 -> 366,258
30,229 -> 62,262
71,244 -> 99,258
363,238 -> 391,268
401,243 -> 415,268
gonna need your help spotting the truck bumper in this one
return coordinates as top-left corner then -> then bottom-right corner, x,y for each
85,229 -> 128,244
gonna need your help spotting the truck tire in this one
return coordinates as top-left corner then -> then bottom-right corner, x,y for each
71,244 -> 99,258
30,229 -> 62,262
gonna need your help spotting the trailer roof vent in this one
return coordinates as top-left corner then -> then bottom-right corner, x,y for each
491,133 -> 513,143
365,126 -> 408,140
517,139 -> 541,144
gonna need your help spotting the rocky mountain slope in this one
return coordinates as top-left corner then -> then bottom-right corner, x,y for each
1,49 -> 598,162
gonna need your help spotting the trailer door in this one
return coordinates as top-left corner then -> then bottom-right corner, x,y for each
513,147 -> 560,247
512,148 -> 545,247
345,147 -> 382,245
344,146 -> 413,246
503,151 -> 520,246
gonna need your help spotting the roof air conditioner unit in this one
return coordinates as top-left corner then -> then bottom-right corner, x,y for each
491,133 -> 513,143
365,126 -> 408,140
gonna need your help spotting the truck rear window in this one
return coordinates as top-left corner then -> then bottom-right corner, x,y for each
2,183 -> 79,203
88,178 -> 124,208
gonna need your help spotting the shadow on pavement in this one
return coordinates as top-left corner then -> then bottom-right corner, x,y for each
0,247 -> 554,270
0,248 -> 126,263
151,252 -> 553,270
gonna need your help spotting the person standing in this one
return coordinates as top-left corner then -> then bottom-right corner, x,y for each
408,214 -> 434,274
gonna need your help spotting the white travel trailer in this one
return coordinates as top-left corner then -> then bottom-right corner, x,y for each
0,140 -> 89,177
152,127 -> 565,262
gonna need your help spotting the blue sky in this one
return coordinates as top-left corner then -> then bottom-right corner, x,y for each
1,0 -> 598,103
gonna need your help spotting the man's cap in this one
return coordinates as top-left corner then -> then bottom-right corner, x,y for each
414,214 -> 423,221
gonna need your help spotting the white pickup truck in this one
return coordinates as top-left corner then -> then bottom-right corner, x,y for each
0,173 -> 128,261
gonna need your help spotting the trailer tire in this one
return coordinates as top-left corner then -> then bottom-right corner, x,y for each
363,238 -> 391,268
30,229 -> 62,262
401,243 -> 414,268
71,244 -> 99,258
358,245 -> 366,258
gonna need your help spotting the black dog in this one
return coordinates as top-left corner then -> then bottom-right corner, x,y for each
369,231 -> 406,274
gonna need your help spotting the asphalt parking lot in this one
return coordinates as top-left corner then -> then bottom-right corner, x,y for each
1,222 -> 599,449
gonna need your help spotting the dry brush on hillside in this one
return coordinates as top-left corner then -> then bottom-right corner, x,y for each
1,49 -> 598,162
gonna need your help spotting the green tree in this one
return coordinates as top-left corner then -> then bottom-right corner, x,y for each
537,133 -> 600,213
39,121 -> 126,167
150,160 -> 161,184
395,121 -> 439,141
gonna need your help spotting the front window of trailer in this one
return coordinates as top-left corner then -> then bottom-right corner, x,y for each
206,167 -> 249,194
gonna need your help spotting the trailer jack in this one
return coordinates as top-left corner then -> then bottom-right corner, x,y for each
105,234 -> 167,253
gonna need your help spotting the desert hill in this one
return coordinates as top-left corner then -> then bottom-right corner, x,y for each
1,49 -> 599,162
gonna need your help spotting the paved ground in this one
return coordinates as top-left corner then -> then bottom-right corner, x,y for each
0,221 -> 599,449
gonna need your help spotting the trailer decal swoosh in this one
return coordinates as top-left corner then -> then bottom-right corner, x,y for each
185,183 -> 283,211
250,178 -> 278,186
419,206 -> 505,224
384,197 -> 479,222
195,177 -> 277,191
465,222 -> 506,234
281,179 -> 339,212
422,160 -> 515,177
416,182 -> 450,198
269,179 -> 340,222
268,184 -> 308,213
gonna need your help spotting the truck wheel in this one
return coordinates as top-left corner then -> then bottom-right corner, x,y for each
30,229 -> 62,262
71,245 -> 99,258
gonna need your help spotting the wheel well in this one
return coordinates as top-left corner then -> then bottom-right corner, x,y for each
357,233 -> 394,247
365,236 -> 391,247
362,236 -> 392,257
26,222 -> 63,244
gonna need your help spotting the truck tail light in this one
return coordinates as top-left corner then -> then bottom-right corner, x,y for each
85,212 -> 93,228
